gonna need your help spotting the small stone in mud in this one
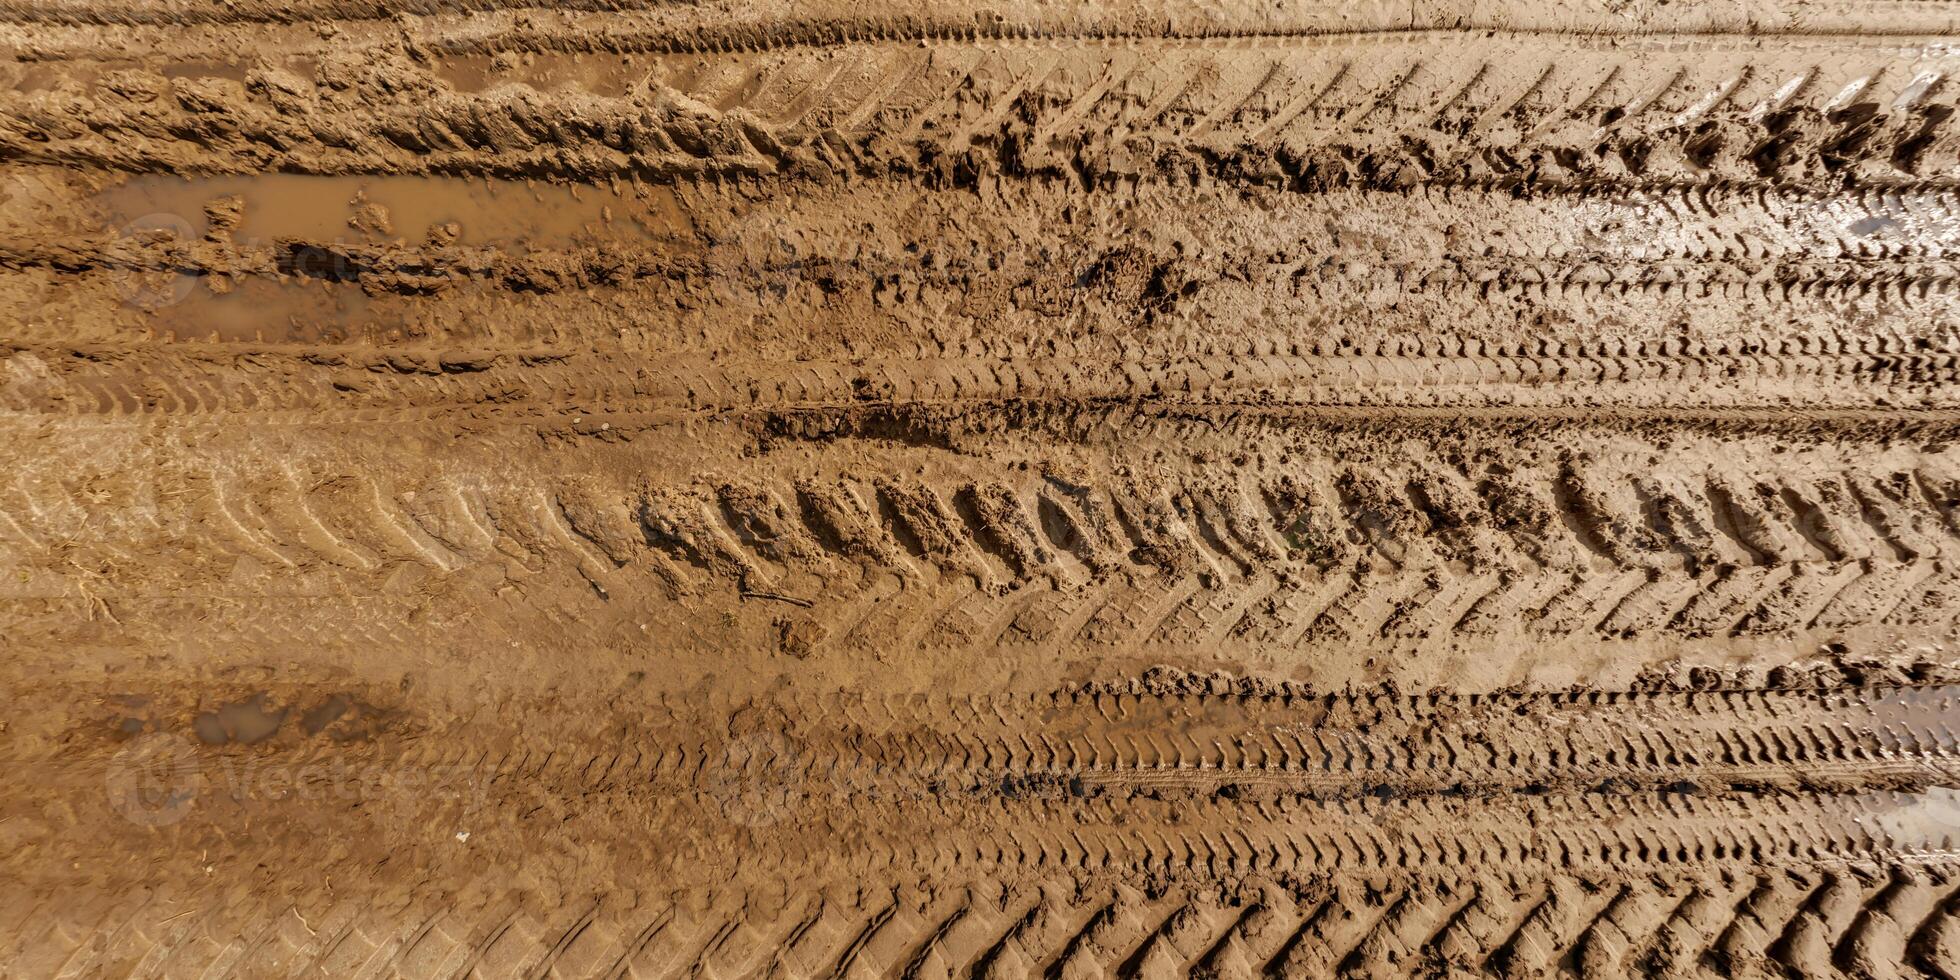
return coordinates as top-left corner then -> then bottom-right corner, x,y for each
348,193 -> 393,237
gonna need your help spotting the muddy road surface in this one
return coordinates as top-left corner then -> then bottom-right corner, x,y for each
6,1 -> 1960,976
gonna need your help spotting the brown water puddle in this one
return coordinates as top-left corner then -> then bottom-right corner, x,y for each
94,173 -> 688,247
435,53 -> 643,97
145,277 -> 380,343
159,60 -> 252,84
89,174 -> 691,341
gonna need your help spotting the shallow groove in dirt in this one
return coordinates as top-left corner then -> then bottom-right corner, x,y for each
5,417 -> 1959,701
28,684 -> 1960,797
20,680 -> 1960,885
17,175 -> 1960,359
8,344 -> 1960,416
14,863 -> 1960,979
11,0 -> 1960,35
9,33 -> 1960,191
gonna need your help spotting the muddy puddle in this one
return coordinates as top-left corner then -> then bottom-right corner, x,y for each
88,174 -> 692,341
94,173 -> 688,248
434,53 -> 644,96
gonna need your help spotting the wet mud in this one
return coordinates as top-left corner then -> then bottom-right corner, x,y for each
5,2 -> 1960,976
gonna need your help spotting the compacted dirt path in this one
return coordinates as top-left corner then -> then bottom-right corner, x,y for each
6,1 -> 1960,976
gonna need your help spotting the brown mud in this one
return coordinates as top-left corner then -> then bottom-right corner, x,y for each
6,2 -> 1960,976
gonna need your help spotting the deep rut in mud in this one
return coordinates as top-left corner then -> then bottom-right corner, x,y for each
6,2 -> 1960,977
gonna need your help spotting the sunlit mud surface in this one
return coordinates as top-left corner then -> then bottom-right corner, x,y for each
6,1 -> 1960,975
